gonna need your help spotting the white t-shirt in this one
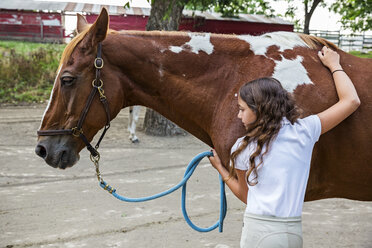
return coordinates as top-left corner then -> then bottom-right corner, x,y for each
232,115 -> 321,217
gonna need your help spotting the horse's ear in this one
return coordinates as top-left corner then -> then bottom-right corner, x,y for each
83,7 -> 109,49
76,13 -> 89,33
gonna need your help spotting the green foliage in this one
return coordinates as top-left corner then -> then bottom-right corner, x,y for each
331,0 -> 372,32
132,0 -> 371,32
126,0 -> 275,18
276,0 -> 371,32
349,50 -> 372,59
0,41 -> 65,104
186,0 -> 275,17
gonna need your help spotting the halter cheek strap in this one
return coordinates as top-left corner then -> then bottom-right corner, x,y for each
37,42 -> 111,158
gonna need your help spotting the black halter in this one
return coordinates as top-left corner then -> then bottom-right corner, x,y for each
37,43 -> 111,159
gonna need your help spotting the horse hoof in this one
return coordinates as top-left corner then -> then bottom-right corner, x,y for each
131,139 -> 139,143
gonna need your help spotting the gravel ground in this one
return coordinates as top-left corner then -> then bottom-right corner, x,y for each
0,105 -> 371,248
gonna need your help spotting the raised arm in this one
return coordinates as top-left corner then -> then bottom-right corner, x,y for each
317,46 -> 361,135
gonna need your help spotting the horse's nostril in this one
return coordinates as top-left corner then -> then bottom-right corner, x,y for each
35,144 -> 47,159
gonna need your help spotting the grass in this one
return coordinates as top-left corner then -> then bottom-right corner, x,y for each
348,50 -> 372,58
0,40 -> 371,104
0,40 -> 65,104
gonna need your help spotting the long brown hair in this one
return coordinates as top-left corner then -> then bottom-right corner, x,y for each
230,77 -> 301,186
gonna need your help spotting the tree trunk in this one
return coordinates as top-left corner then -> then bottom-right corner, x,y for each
146,0 -> 184,31
303,0 -> 322,34
144,0 -> 188,136
144,108 -> 188,136
304,14 -> 311,34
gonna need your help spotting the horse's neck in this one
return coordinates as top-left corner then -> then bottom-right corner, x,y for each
107,31 -> 234,145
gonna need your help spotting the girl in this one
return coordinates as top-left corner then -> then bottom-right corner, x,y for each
208,46 -> 360,248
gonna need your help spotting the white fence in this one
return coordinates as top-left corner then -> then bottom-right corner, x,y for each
296,29 -> 372,52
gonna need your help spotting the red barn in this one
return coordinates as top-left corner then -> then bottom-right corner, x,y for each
0,1 -> 293,43
0,10 -> 64,42
85,9 -> 293,35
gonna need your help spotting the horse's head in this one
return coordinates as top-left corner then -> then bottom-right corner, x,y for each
35,8 -> 123,169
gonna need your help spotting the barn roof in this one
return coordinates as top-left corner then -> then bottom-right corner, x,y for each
0,0 -> 292,25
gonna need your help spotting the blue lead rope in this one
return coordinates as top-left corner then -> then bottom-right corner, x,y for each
99,151 -> 227,232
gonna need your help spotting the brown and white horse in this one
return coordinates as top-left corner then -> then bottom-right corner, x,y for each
36,8 -> 372,202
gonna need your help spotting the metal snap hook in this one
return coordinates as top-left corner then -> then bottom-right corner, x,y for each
90,152 -> 100,163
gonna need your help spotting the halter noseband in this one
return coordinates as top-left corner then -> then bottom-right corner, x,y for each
37,42 -> 111,159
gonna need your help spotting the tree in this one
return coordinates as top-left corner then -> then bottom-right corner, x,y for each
279,0 -> 325,34
143,0 -> 188,136
303,0 -> 323,34
146,0 -> 185,30
330,0 -> 372,32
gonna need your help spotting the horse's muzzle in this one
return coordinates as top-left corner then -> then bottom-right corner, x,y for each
35,136 -> 80,169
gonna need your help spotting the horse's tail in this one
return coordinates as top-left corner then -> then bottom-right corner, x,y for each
299,33 -> 339,51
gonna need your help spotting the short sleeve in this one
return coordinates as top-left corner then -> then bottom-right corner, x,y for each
230,137 -> 250,171
301,115 -> 322,143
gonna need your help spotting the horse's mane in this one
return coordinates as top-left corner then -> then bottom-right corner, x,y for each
298,33 -> 338,50
58,28 -> 90,71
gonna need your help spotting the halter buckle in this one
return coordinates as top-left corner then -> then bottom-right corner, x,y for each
94,58 -> 104,69
71,127 -> 83,137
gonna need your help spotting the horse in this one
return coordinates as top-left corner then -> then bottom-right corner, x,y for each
128,106 -> 141,143
35,8 -> 372,202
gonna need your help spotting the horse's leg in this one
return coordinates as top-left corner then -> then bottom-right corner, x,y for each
128,106 -> 134,141
128,106 -> 140,143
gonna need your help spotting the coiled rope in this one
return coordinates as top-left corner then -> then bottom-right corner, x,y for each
98,151 -> 227,232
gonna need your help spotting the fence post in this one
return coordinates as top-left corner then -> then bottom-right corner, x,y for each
40,21 -> 44,41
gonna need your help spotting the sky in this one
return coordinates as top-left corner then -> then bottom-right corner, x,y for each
51,0 -> 349,33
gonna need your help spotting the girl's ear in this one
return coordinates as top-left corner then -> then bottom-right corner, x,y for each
80,7 -> 109,52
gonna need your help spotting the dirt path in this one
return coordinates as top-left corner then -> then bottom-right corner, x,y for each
0,105 -> 371,248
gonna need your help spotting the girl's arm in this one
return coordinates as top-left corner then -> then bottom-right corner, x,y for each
208,149 -> 248,204
317,46 -> 361,134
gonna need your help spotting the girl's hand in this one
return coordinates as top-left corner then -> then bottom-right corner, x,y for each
208,149 -> 223,170
317,46 -> 342,71
208,149 -> 248,204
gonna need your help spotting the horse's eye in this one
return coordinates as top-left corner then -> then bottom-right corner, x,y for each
60,76 -> 76,86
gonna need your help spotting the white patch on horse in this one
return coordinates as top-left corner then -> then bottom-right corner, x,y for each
159,64 -> 164,78
169,33 -> 214,55
271,55 -> 313,93
39,66 -> 62,129
169,46 -> 183,53
238,32 -> 309,56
